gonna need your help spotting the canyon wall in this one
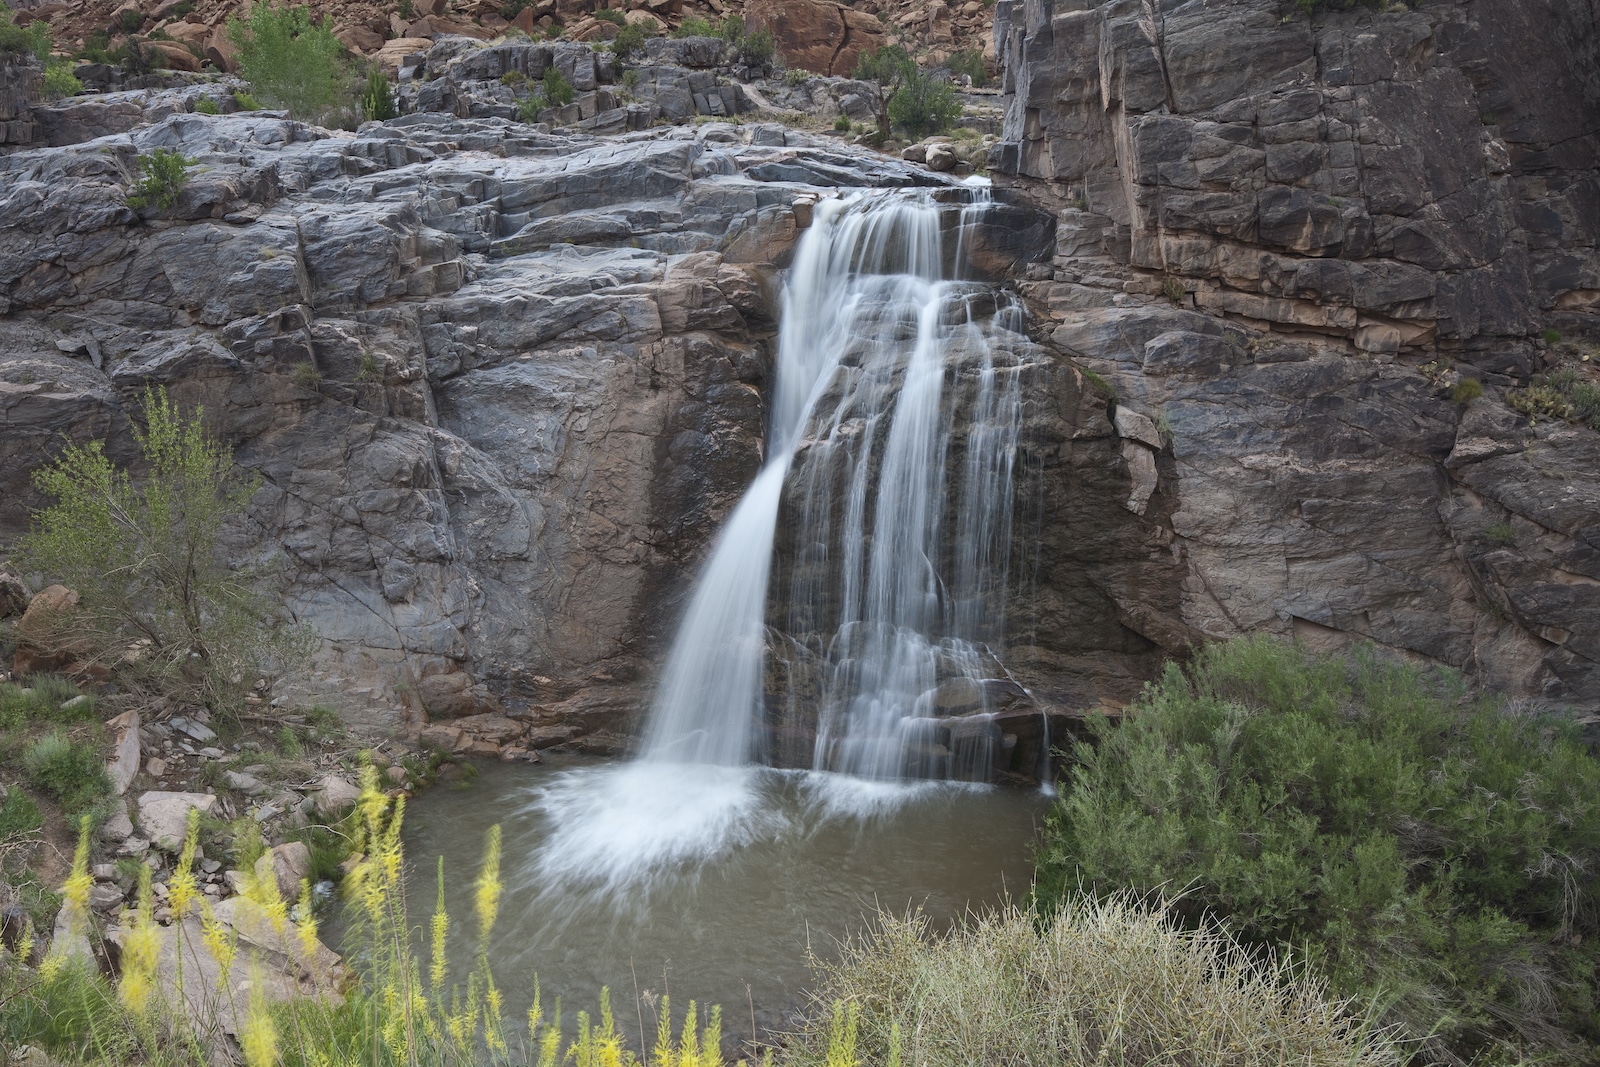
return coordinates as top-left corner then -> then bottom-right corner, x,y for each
989,0 -> 1600,708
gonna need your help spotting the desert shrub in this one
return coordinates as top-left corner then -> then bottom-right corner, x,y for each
542,64 -> 573,107
358,68 -> 395,122
227,2 -> 347,120
593,7 -> 626,25
610,21 -> 645,60
785,67 -> 809,86
116,8 -> 145,33
516,90 -> 545,123
19,386 -> 312,713
854,44 -> 914,137
499,0 -> 532,17
1036,635 -> 1600,1063
1483,521 -> 1517,546
672,15 -> 715,38
0,788 -> 42,841
1509,366 -> 1600,429
0,1 -> 51,59
1450,377 -> 1483,403
23,733 -> 111,815
125,147 -> 196,211
737,27 -> 773,68
41,59 -> 81,98
887,67 -> 959,137
716,14 -> 744,41
941,48 -> 986,86
785,897 -> 1397,1067
233,89 -> 261,110
193,97 -> 220,114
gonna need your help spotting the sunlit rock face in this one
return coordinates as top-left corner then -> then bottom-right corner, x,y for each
988,0 -> 1600,708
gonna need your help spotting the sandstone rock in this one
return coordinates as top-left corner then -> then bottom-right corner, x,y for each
254,841 -> 313,901
746,0 -> 883,76
106,710 -> 141,795
925,142 -> 957,171
12,584 -> 80,675
314,775 -> 362,817
136,791 -> 217,851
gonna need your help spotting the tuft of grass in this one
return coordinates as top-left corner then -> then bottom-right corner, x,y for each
1450,377 -> 1483,403
23,732 -> 112,816
194,97 -> 221,114
673,15 -> 716,38
1037,635 -> 1600,1063
787,897 -> 1398,1067
1483,521 -> 1516,546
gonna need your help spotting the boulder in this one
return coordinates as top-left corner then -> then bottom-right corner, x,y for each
135,791 -> 218,851
254,841 -> 313,901
745,0 -> 884,76
313,774 -> 362,817
12,585 -> 82,676
106,710 -> 141,796
925,142 -> 957,171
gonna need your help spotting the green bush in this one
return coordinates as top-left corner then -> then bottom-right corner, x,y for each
1036,635 -> 1600,1063
227,2 -> 347,120
941,48 -> 986,87
19,386 -> 312,713
116,8 -> 145,34
786,898 -> 1397,1067
854,44 -> 913,137
737,27 -> 773,68
0,1 -> 51,59
23,733 -> 111,816
194,97 -> 220,114
716,14 -> 744,41
41,59 -> 82,99
672,15 -> 715,38
887,67 -> 960,137
593,7 -> 626,25
1509,366 -> 1600,429
359,68 -> 395,122
1450,377 -> 1483,403
516,89 -> 545,124
233,89 -> 262,110
542,64 -> 573,107
125,147 -> 196,211
0,788 -> 43,841
610,22 -> 645,60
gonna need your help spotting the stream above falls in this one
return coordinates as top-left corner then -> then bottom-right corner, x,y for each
402,757 -> 1045,1051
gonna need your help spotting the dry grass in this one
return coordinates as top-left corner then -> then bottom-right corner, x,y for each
784,894 -> 1399,1067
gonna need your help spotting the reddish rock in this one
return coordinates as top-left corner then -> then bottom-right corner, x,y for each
746,0 -> 883,76
12,584 -> 85,677
147,40 -> 202,72
511,6 -> 538,33
334,23 -> 385,53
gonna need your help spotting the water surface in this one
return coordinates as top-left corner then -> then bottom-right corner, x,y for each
403,756 -> 1045,1052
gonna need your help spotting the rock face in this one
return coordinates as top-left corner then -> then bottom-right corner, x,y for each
991,0 -> 1600,357
989,0 -> 1600,708
746,0 -> 886,77
0,54 -> 40,147
0,46 -> 957,740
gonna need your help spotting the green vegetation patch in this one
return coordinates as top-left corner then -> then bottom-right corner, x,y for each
0,1 -> 51,59
226,3 -> 347,120
1509,364 -> 1600,429
1036,635 -> 1600,1063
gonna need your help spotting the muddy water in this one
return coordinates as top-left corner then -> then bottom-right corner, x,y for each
402,756 -> 1046,1053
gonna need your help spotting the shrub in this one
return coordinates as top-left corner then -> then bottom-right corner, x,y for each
499,0 -> 532,17
125,147 -> 196,211
0,1 -> 51,59
227,3 -> 348,120
941,48 -> 986,87
786,897 -> 1397,1067
1450,377 -> 1483,403
1509,366 -> 1600,429
737,27 -> 773,68
41,59 -> 81,99
116,8 -> 145,34
1483,521 -> 1516,546
854,44 -> 913,137
672,15 -> 715,38
194,97 -> 220,114
785,67 -> 809,86
19,385 -> 313,713
716,14 -> 744,41
358,68 -> 395,122
887,67 -> 959,137
593,7 -> 626,25
610,22 -> 645,60
543,64 -> 573,107
0,788 -> 42,841
1036,635 -> 1600,1063
232,89 -> 262,110
23,733 -> 111,816
1542,328 -> 1563,344
500,68 -> 526,86
516,90 -> 545,123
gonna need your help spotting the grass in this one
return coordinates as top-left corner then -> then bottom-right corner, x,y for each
23,733 -> 112,820
1036,635 -> 1600,1064
786,896 -> 1398,1067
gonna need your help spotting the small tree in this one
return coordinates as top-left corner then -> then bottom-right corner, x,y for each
125,148 -> 197,212
19,386 -> 312,712
359,68 -> 396,122
227,3 -> 347,120
542,65 -> 574,107
853,44 -> 914,139
610,21 -> 645,61
888,67 -> 960,137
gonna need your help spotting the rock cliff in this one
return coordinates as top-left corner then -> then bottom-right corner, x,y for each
989,0 -> 1600,708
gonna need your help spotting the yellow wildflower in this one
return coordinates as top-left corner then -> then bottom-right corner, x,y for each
240,969 -> 278,1067
474,824 -> 503,943
119,866 -> 161,1015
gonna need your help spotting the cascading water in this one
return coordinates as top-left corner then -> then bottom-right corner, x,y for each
527,186 -> 1037,894
648,187 -> 1030,781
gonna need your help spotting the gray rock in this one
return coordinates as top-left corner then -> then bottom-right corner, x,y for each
313,775 -> 362,817
136,791 -> 218,851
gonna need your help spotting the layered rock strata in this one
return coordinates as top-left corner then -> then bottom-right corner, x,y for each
989,0 -> 1600,707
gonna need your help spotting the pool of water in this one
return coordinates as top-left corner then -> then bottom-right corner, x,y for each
400,756 -> 1047,1053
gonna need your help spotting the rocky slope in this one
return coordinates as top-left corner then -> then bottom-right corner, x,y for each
988,0 -> 1600,708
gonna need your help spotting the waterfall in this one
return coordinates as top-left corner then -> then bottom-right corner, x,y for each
643,187 -> 1029,781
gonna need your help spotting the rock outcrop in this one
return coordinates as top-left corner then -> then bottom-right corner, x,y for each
0,43 -> 968,741
989,0 -> 1600,708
